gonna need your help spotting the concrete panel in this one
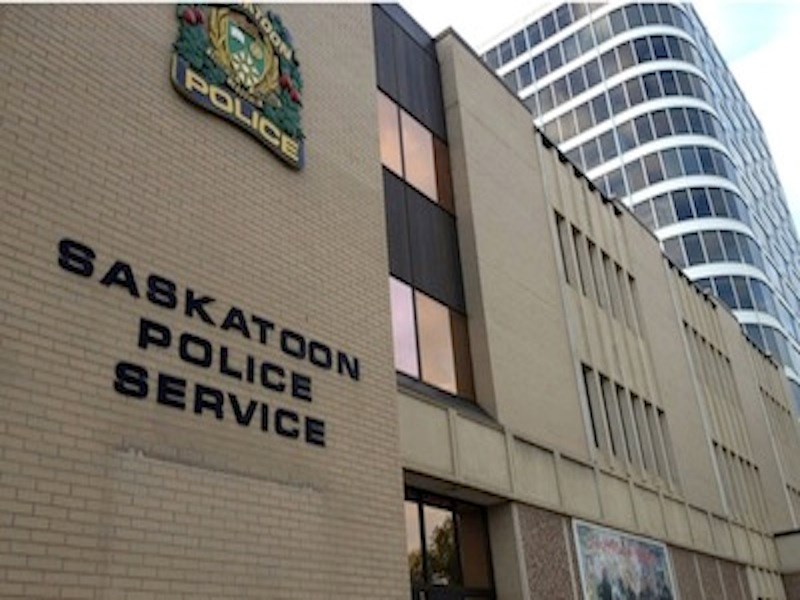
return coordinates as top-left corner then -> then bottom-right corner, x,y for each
689,507 -> 715,552
777,532 -> 800,573
712,515 -> 735,558
513,438 -> 560,506
598,472 -> 635,528
398,394 -> 453,475
457,416 -> 511,492
663,497 -> 692,546
560,458 -> 601,519
731,523 -> 753,563
634,486 -> 665,538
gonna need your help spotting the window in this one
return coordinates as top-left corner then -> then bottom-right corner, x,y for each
378,91 -> 403,175
401,112 -> 438,200
591,94 -> 610,124
379,93 -> 451,207
405,490 -> 494,598
582,365 -> 602,448
683,232 -> 705,266
416,290 -> 457,394
389,278 -> 419,378
389,278 -> 474,400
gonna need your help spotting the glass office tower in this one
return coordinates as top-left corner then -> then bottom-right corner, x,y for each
482,1 -> 800,411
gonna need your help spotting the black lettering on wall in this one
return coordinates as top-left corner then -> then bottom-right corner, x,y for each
220,347 -> 243,380
221,307 -> 251,339
58,238 -> 95,277
138,318 -> 172,350
275,409 -> 300,438
261,362 -> 286,392
194,384 -> 224,419
281,329 -> 306,359
100,261 -> 140,298
308,341 -> 332,370
179,333 -> 213,368
291,372 -> 312,402
337,352 -> 360,381
114,362 -> 148,398
185,289 -> 216,325
157,372 -> 187,410
251,314 -> 274,344
305,417 -> 326,447
229,393 -> 258,427
147,275 -> 178,309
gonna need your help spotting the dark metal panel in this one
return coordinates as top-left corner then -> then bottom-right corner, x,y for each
407,188 -> 465,311
383,169 -> 412,282
372,5 -> 398,99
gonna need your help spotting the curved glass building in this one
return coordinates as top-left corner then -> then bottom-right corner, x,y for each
481,1 -> 800,408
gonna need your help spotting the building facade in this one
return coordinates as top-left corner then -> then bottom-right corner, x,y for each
1,4 -> 799,599
481,1 -> 800,414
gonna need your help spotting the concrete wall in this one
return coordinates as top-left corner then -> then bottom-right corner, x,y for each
0,5 -> 409,598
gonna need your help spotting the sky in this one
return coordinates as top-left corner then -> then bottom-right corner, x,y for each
398,0 -> 800,234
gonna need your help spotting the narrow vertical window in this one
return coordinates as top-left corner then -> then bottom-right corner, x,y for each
555,213 -> 576,285
416,291 -> 457,394
377,92 -> 403,175
401,111 -> 438,201
616,385 -> 634,464
600,375 -> 619,457
389,277 -> 419,378
450,310 -> 475,400
572,227 -> 591,297
581,365 -> 601,449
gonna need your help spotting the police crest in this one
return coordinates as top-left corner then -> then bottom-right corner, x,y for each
171,4 -> 304,169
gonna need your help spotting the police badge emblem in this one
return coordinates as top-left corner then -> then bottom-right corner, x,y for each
171,4 -> 304,169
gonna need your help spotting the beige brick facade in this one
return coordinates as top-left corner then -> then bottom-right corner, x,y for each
1,5 -> 409,598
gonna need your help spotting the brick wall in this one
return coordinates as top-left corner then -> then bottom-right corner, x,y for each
0,5 -> 409,598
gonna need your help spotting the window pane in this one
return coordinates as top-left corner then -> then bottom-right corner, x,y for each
423,504 -> 458,585
626,78 -> 645,105
583,138 -> 601,170
680,147 -> 701,175
635,115 -> 654,144
692,189 -> 711,217
714,277 -> 736,309
405,501 -> 424,584
703,231 -> 724,262
434,138 -> 454,213
618,41 -> 636,69
625,159 -> 646,193
378,92 -> 402,175
642,72 -> 661,99
583,60 -> 600,90
662,148 -> 682,178
450,311 -> 475,400
617,120 -> 636,152
652,110 -> 671,138
390,278 -> 419,378
609,84 -> 627,115
634,201 -> 655,229
401,111 -> 438,201
734,277 -> 754,309
458,505 -> 492,587
591,94 -> 610,124
601,49 -> 619,77
654,194 -> 675,227
644,153 -> 664,184
683,233 -> 705,265
598,130 -> 618,162
416,291 -> 457,394
673,190 -> 693,220
670,108 -> 689,134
